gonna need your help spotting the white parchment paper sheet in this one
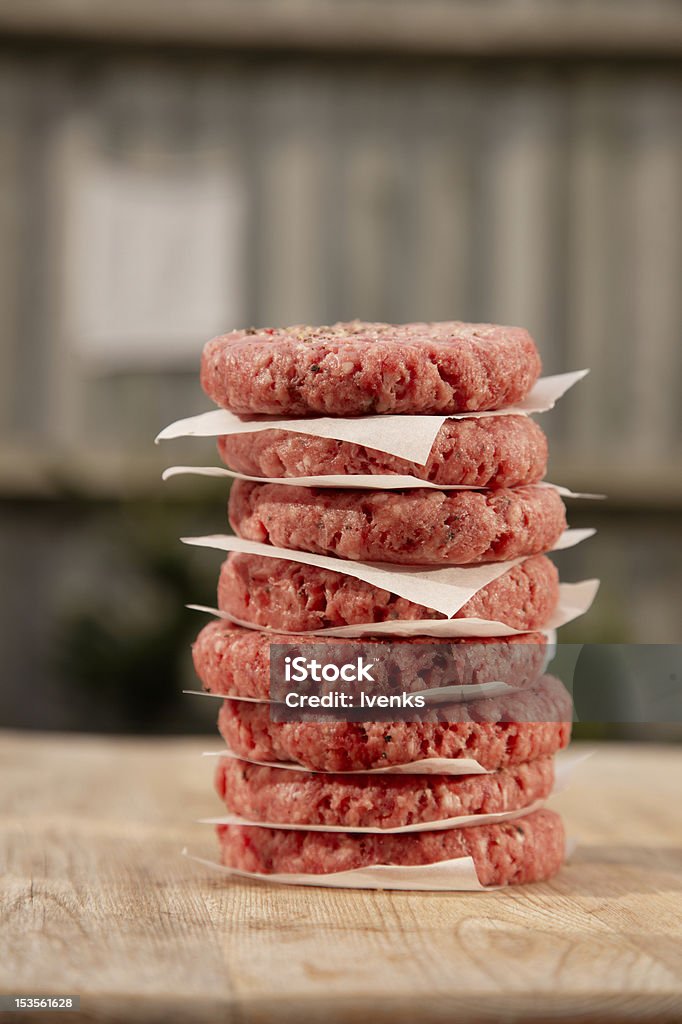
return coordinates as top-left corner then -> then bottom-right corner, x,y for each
181,530 -> 596,619
187,578 -> 599,638
201,745 -> 585,776
182,848 -> 496,891
162,466 -> 603,500
198,750 -> 586,835
181,754 -> 583,888
200,799 -> 546,834
182,834 -> 576,891
186,681 -> 519,706
157,370 -> 588,465
203,748 -> 492,775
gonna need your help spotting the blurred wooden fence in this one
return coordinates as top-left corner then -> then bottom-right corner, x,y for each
0,5 -> 680,503
0,2 -> 681,720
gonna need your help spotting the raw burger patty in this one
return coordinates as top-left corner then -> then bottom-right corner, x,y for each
217,808 -> 565,885
216,676 -> 572,772
193,620 -> 548,700
201,320 -> 541,416
217,415 -> 548,489
228,481 -> 566,565
217,552 -> 559,632
216,756 -> 555,829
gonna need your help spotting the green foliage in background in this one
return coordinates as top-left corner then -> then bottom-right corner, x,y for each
51,499 -> 221,733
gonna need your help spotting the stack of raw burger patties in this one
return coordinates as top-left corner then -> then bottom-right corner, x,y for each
193,321 -> 572,887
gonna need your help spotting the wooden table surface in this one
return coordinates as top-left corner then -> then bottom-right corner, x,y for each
1,732 -> 681,1023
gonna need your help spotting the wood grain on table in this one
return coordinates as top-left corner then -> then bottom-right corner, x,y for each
1,732 -> 681,1023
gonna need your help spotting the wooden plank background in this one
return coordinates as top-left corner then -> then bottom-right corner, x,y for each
0,8 -> 680,723
0,0 -> 682,55
0,32 -> 679,501
2,732 -> 682,1023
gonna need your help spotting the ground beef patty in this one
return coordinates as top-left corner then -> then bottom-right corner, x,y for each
201,320 -> 541,416
217,552 -> 559,632
217,415 -> 548,489
193,620 -> 548,700
217,808 -> 565,884
228,481 -> 566,565
216,756 -> 555,829
216,676 -> 572,772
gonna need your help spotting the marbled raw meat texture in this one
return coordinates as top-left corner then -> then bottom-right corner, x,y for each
201,320 -> 541,416
217,808 -> 566,885
217,414 -> 548,489
193,620 -> 548,700
215,755 -> 555,829
217,552 -> 559,632
228,481 -> 566,565
216,675 -> 572,772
